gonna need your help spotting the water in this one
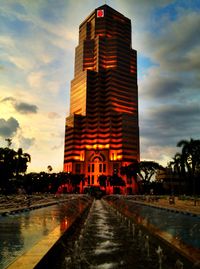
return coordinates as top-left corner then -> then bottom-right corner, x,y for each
0,196 -> 90,269
32,198 -> 199,268
61,200 -> 178,269
105,196 -> 200,264
120,199 -> 200,249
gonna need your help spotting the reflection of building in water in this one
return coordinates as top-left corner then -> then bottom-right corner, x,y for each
64,5 -> 139,194
0,217 -> 24,267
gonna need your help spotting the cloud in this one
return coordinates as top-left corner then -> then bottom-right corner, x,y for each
0,117 -> 19,138
1,96 -> 15,102
140,103 -> 200,148
137,4 -> 200,166
19,136 -> 35,150
140,69 -> 183,99
14,102 -> 38,114
48,112 -> 61,119
27,72 -> 44,88
8,55 -> 33,70
1,97 -> 38,114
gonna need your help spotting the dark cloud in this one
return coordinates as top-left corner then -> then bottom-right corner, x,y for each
0,117 -> 19,138
138,7 -> 200,119
1,97 -> 38,114
140,75 -> 183,99
140,103 -> 200,147
1,97 -> 15,102
14,102 -> 38,114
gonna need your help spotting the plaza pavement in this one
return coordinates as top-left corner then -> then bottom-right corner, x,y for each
140,196 -> 200,216
0,194 -> 199,216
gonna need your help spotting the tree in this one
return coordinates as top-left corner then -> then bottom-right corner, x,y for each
138,161 -> 163,193
169,152 -> 186,178
70,174 -> 85,193
120,161 -> 140,193
47,165 -> 53,173
177,138 -> 200,194
0,147 -> 16,192
120,161 -> 139,181
14,148 -> 31,177
98,175 -> 107,187
5,138 -> 12,147
0,146 -> 31,193
109,174 -> 125,187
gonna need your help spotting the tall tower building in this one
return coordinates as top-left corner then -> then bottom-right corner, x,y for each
64,5 -> 139,193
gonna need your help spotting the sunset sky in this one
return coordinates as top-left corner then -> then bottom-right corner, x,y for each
0,0 -> 200,172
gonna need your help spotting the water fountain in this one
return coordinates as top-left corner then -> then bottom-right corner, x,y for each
144,235 -> 150,258
175,259 -> 184,269
103,195 -> 197,269
156,245 -> 164,269
19,194 -> 198,269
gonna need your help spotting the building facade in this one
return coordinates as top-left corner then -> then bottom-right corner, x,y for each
64,5 -> 139,194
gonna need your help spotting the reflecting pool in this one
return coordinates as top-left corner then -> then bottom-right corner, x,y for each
0,196 -> 90,269
105,196 -> 200,263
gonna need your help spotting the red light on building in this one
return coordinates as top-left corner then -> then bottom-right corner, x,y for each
97,9 -> 104,17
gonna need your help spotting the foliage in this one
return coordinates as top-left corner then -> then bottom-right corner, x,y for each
177,138 -> 200,177
0,146 -> 31,193
109,174 -> 125,186
138,161 -> 163,183
175,138 -> 200,194
98,175 -> 107,187
120,161 -> 139,179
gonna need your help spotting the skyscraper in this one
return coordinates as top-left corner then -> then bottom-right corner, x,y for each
64,5 -> 139,194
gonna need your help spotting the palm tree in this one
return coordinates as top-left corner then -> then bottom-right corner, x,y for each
169,152 -> 186,177
5,138 -> 12,147
0,147 -> 16,192
14,148 -> 31,178
168,153 -> 185,194
177,138 -> 200,195
47,165 -> 53,173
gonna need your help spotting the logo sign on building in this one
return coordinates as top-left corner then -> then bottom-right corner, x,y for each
97,9 -> 104,18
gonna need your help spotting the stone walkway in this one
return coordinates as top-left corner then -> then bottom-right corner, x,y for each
142,197 -> 200,216
1,195 -> 199,216
0,194 -> 77,215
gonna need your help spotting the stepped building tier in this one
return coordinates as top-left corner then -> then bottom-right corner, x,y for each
64,5 -> 140,194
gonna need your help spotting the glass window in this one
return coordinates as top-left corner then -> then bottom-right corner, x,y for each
88,164 -> 90,172
99,164 -> 102,172
88,176 -> 90,185
92,164 -> 94,172
103,164 -> 106,172
75,163 -> 81,173
92,175 -> 94,184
